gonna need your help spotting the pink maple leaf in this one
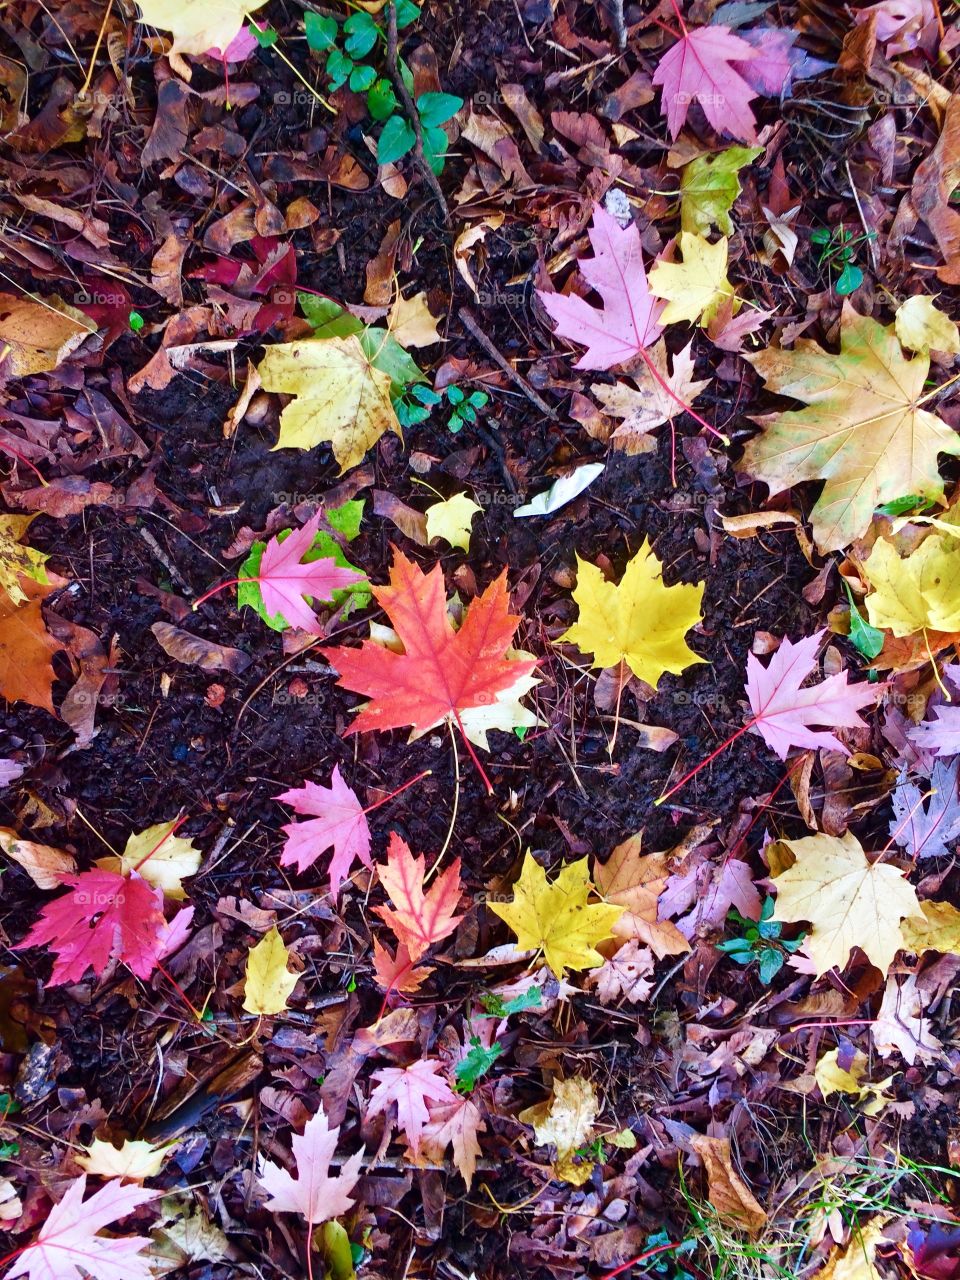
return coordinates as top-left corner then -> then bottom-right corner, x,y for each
207,23 -> 261,62
19,868 -> 168,985
5,1176 -> 156,1280
908,668 -> 960,758
257,512 -> 364,634
652,24 -> 760,142
367,1059 -> 455,1155
258,1106 -> 364,1226
537,204 -> 664,370
744,631 -> 878,761
275,765 -> 372,894
662,855 -> 761,939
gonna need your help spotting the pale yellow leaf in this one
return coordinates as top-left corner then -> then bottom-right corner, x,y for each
901,900 -> 960,954
258,336 -> 402,473
0,826 -> 75,889
136,0 -> 268,56
243,925 -> 299,1015
815,1048 -> 895,1116
387,292 -> 442,348
0,293 -> 95,381
98,821 -> 201,900
648,232 -> 736,326
76,1137 -> 174,1181
424,492 -> 482,551
519,1076 -> 598,1184
895,295 -> 960,355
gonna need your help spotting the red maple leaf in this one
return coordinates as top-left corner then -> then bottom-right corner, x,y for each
375,832 -> 463,962
19,868 -> 168,985
321,548 -> 535,786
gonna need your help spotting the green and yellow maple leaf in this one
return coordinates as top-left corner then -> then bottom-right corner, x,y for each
680,146 -> 761,237
0,514 -> 49,608
258,336 -> 402,473
559,541 -> 705,687
489,852 -> 623,977
741,303 -> 960,552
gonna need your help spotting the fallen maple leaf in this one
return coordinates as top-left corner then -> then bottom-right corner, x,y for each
424,492 -> 482,552
680,146 -> 762,236
97,820 -> 200,901
537,204 -> 663,370
372,937 -> 433,995
5,1175 -> 155,1280
19,868 -> 168,985
136,0 -> 268,57
258,1105 -> 363,1226
648,232 -> 735,326
690,1134 -> 767,1236
375,832 -> 463,961
519,1075 -> 599,1186
321,548 -> 537,768
814,1049 -> 895,1116
591,833 -> 690,959
417,1094 -> 484,1187
901,900 -> 960,955
745,630 -> 877,760
890,758 -> 960,859
76,1138 -> 173,1182
592,340 -> 710,454
770,830 -> 920,976
489,852 -> 623,978
895,295 -> 960,355
559,541 -> 705,688
0,593 -> 62,715
652,23 -> 760,142
863,531 -> 960,637
741,304 -> 960,552
275,766 -> 371,894
246,511 -> 365,633
243,925 -> 299,1016
387,291 -> 441,348
813,1217 -> 892,1280
367,1059 -> 455,1154
258,336 -> 403,473
589,940 -> 655,1005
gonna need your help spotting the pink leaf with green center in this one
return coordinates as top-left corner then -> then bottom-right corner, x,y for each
257,511 -> 365,633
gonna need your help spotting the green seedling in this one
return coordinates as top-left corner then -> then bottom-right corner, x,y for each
810,223 -> 876,296
717,896 -> 805,984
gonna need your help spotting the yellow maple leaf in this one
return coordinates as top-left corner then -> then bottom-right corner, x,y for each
424,493 -> 482,551
489,852 -> 623,978
137,0 -> 268,57
0,514 -> 49,608
97,821 -> 201,901
741,304 -> 960,552
387,291 -> 442,348
901,900 -> 960,955
771,831 -> 919,977
243,926 -> 299,1015
862,531 -> 960,636
813,1218 -> 890,1280
77,1137 -> 174,1181
814,1049 -> 895,1117
519,1075 -> 599,1185
258,336 -> 402,473
648,232 -> 736,326
559,541 -> 705,687
895,295 -> 960,355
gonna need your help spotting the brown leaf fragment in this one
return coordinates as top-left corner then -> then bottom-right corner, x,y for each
0,293 -> 95,380
151,622 -> 251,674
690,1134 -> 767,1235
0,827 -> 76,888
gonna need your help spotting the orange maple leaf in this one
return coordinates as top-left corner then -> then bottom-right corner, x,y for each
321,548 -> 535,789
375,833 -> 463,962
0,595 -> 62,714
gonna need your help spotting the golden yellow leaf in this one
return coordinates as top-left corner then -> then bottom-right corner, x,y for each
98,821 -> 201,901
648,232 -> 735,325
77,1138 -> 174,1181
258,336 -> 402,473
862,531 -> 960,636
559,541 -> 705,687
741,304 -> 960,552
592,833 -> 690,959
519,1076 -> 599,1185
690,1134 -> 767,1235
901,900 -> 960,955
771,831 -> 919,977
814,1049 -> 895,1117
136,0 -> 268,56
387,291 -> 442,348
243,926 -> 299,1015
0,293 -> 95,381
813,1218 -> 890,1280
895,296 -> 960,354
489,852 -> 623,978
424,493 -> 482,551
0,514 -> 50,608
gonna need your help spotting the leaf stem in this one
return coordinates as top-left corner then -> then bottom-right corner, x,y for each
427,723 -> 461,880
634,343 -> 729,445
453,709 -> 494,794
362,769 -> 432,815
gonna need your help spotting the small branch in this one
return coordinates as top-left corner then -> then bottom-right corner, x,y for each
385,0 -> 449,218
608,0 -> 627,49
459,306 -> 558,420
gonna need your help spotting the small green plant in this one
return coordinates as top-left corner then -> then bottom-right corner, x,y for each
304,4 -> 462,172
810,224 -> 876,295
394,383 -> 490,432
717,896 -> 805,984
444,385 -> 489,433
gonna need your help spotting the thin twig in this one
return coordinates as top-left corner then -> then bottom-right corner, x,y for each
608,0 -> 627,49
385,0 -> 449,217
459,306 -> 558,420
